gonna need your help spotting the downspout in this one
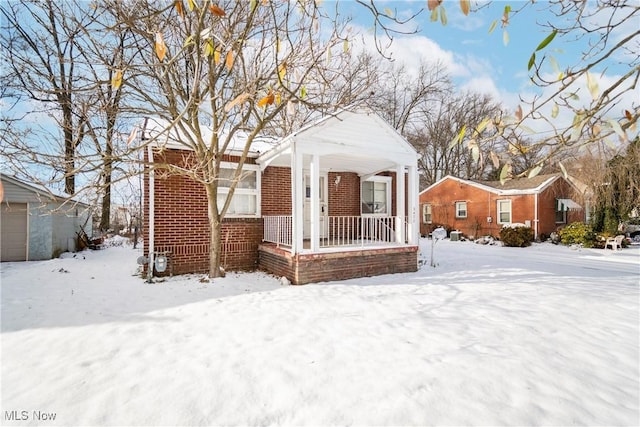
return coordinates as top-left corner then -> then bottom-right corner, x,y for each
146,144 -> 155,282
534,192 -> 539,240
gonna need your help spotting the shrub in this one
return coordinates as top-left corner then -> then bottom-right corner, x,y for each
499,225 -> 534,247
559,222 -> 596,247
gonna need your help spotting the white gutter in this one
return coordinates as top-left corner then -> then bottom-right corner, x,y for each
147,144 -> 155,281
534,193 -> 539,240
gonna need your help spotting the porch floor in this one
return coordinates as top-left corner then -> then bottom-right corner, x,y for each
272,239 -> 406,252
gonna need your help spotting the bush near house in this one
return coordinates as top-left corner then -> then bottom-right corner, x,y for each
559,222 -> 596,248
500,225 -> 534,247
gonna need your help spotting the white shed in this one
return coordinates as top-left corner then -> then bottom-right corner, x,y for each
0,173 -> 93,261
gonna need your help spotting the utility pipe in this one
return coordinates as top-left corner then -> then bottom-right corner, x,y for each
146,144 -> 155,282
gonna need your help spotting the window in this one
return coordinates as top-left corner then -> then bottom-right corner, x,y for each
555,200 -> 567,224
455,201 -> 467,219
305,175 -> 325,201
217,163 -> 260,217
361,176 -> 391,215
422,204 -> 432,224
497,200 -> 512,224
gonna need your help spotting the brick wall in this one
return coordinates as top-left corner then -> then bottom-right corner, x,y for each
259,244 -> 418,285
419,178 -> 503,238
328,172 -> 360,216
144,148 -> 262,275
144,147 -> 418,277
419,177 -> 585,239
262,166 -> 291,215
537,178 -> 585,237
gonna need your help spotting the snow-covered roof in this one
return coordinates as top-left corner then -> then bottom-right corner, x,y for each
0,173 -> 89,206
420,174 -> 562,196
142,109 -> 418,176
141,117 -> 278,157
257,109 -> 418,176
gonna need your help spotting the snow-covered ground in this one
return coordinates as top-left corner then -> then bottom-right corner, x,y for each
1,238 -> 639,426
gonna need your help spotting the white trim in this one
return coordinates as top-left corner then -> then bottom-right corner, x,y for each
534,193 -> 539,240
455,201 -> 468,219
361,176 -> 392,217
147,145 -> 155,282
420,174 -> 561,197
407,164 -> 419,245
395,165 -> 405,244
310,154 -> 320,252
556,198 -> 582,211
423,203 -> 432,224
25,202 -> 30,261
217,162 -> 261,218
291,147 -> 304,254
497,199 -> 512,224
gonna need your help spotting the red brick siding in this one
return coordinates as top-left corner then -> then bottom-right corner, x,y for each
262,166 -> 291,215
536,179 -> 585,237
259,244 -> 418,285
419,177 -> 585,239
328,172 -> 360,216
145,147 -> 417,278
144,148 -> 262,274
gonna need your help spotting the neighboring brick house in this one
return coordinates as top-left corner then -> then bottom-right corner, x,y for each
419,174 -> 586,240
143,109 -> 420,284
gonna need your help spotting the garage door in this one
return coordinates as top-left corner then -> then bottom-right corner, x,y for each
1,203 -> 28,261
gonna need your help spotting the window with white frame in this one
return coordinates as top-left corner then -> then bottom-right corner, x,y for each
455,201 -> 467,219
217,162 -> 260,217
422,204 -> 432,224
361,176 -> 391,216
497,199 -> 512,224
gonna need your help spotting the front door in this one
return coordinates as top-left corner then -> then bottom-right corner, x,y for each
303,173 -> 328,239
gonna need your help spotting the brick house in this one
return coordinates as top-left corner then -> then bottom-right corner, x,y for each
143,109 -> 420,284
419,174 -> 586,240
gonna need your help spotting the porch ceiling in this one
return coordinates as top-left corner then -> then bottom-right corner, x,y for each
257,109 -> 418,175
263,150 -> 400,176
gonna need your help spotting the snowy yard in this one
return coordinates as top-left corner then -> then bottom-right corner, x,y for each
1,238 -> 639,426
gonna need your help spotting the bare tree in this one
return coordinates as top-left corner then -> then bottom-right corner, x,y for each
109,0 -> 352,278
1,0 -> 139,232
71,9 -> 140,231
367,59 -> 450,136
355,1 -> 639,181
411,91 -> 504,186
1,0 -> 99,195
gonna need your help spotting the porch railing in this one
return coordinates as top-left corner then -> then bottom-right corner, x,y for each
263,215 -> 406,248
263,215 -> 293,247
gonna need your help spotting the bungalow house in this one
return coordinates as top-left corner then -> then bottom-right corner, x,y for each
0,173 -> 92,261
143,109 -> 420,285
419,174 -> 586,240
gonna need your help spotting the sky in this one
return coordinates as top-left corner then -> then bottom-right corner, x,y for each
338,1 -> 638,134
2,1 -> 636,203
2,236 -> 638,425
339,1 -> 560,102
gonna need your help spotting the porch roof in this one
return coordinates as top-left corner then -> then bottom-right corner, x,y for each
256,109 -> 418,175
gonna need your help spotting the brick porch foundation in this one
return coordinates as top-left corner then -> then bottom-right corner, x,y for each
258,244 -> 419,285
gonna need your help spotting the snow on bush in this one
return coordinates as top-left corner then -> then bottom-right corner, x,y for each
500,224 -> 534,247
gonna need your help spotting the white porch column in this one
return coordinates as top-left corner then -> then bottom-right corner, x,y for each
407,163 -> 418,245
291,145 -> 304,254
309,154 -> 320,252
395,164 -> 405,244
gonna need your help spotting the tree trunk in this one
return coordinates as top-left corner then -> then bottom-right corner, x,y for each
205,183 -> 223,278
99,110 -> 116,231
99,158 -> 112,231
63,105 -> 75,195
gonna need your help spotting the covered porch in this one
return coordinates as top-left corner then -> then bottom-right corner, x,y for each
256,109 -> 420,284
